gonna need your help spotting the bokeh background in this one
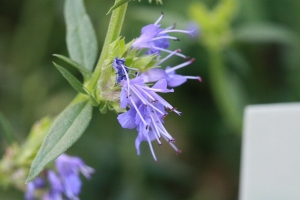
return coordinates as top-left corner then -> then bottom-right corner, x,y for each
0,0 -> 300,199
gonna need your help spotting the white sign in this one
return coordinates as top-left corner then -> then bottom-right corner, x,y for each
239,103 -> 300,200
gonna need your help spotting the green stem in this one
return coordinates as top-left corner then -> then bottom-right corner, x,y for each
87,0 -> 128,90
208,48 -> 242,133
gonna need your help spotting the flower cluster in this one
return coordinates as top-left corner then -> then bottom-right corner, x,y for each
115,14 -> 201,161
25,154 -> 94,200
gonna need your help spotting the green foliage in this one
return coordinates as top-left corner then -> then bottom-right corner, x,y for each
188,0 -> 245,133
1,0 -> 300,199
188,0 -> 237,50
53,62 -> 98,106
53,54 -> 92,80
53,62 -> 90,95
26,100 -> 93,182
64,0 -> 98,72
0,117 -> 52,189
16,117 -> 53,166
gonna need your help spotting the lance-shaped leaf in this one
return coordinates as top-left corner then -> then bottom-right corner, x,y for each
53,54 -> 92,78
65,0 -> 98,71
26,100 -> 93,182
54,62 -> 88,94
53,62 -> 99,105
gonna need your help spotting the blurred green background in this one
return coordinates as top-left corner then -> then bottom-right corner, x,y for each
0,0 -> 300,199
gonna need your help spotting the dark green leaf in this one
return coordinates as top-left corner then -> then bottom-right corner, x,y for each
107,0 -> 131,15
53,54 -> 92,77
53,62 -> 88,95
26,100 -> 93,182
65,0 -> 98,71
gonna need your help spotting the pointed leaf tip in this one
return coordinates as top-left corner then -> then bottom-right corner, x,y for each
53,62 -> 88,95
107,0 -> 131,15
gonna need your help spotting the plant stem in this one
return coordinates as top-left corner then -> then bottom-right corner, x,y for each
208,48 -> 243,133
87,0 -> 128,90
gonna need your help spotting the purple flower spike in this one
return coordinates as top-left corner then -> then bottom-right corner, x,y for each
115,14 -> 201,161
132,13 -> 193,58
115,58 -> 183,161
55,154 -> 94,200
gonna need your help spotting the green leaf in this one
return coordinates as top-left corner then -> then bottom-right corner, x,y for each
234,23 -> 300,47
65,0 -> 98,71
53,62 -> 88,95
53,54 -> 92,77
26,100 -> 93,182
131,55 -> 157,72
107,0 -> 131,15
53,63 -> 99,105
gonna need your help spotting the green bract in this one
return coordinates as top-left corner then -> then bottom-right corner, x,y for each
97,37 -> 158,113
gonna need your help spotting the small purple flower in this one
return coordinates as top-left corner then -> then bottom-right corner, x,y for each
144,56 -> 202,87
132,13 -> 195,58
55,154 -> 94,200
25,177 -> 46,200
43,170 -> 63,200
25,154 -> 94,200
24,182 -> 37,200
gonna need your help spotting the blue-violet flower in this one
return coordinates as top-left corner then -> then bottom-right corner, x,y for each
115,14 -> 201,161
25,154 -> 94,200
132,13 -> 196,57
55,154 -> 94,200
